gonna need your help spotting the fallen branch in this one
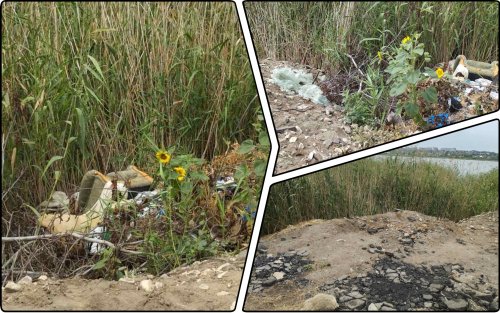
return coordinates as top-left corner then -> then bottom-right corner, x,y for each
345,54 -> 365,92
2,233 -> 143,255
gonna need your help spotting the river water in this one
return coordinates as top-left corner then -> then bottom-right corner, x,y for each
375,155 -> 498,176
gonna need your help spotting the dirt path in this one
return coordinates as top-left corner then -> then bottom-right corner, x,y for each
2,251 -> 247,311
244,210 -> 499,311
260,59 -> 497,174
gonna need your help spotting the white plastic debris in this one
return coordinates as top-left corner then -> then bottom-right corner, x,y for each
490,91 -> 499,101
452,63 -> 469,80
475,78 -> 492,87
88,226 -> 105,254
271,67 -> 330,106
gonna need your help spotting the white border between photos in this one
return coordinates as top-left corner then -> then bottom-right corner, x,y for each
235,0 -> 500,312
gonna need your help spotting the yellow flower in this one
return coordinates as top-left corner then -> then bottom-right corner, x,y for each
435,67 -> 444,79
174,166 -> 186,182
377,51 -> 383,61
155,150 -> 171,164
402,36 -> 411,44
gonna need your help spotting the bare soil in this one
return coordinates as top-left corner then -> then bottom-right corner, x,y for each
1,251 -> 247,311
261,59 -> 498,174
244,210 -> 499,311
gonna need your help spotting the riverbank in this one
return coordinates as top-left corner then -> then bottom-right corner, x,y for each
264,158 -> 498,235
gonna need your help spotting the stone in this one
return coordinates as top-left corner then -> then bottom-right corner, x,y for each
217,291 -> 230,296
429,283 -> 444,292
345,299 -> 365,310
380,306 -> 396,311
424,302 -> 433,308
262,276 -> 277,286
38,275 -> 48,281
302,293 -> 339,311
146,274 -> 155,279
444,298 -> 468,310
467,299 -> 484,311
490,297 -> 499,311
140,279 -> 155,292
272,272 -> 285,280
368,248 -> 376,254
119,277 -> 135,284
17,276 -> 32,285
368,303 -> 379,311
348,291 -> 363,299
339,295 -> 352,303
198,284 -> 209,290
154,282 -> 164,289
423,294 -> 433,300
367,227 -> 378,234
4,281 -> 22,293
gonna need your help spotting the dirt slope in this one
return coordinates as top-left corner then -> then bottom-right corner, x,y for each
244,210 -> 499,311
2,251 -> 247,311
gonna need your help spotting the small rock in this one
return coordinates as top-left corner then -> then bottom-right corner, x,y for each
302,293 -> 339,311
119,277 -> 135,284
198,284 -> 209,290
368,303 -> 378,311
429,283 -> 444,293
424,302 -> 433,308
262,277 -> 277,286
380,306 -> 396,311
154,282 -> 164,289
339,295 -> 352,303
423,294 -> 433,300
490,296 -> 499,311
289,136 -> 298,143
367,228 -> 378,234
467,299 -> 484,311
217,291 -> 230,296
273,272 -> 285,280
17,276 -> 32,285
348,291 -> 363,299
146,274 -> 155,279
345,299 -> 365,310
38,275 -> 48,281
4,281 -> 22,293
368,248 -> 376,254
140,279 -> 155,293
445,298 -> 467,310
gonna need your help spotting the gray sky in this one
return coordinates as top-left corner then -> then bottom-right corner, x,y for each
411,121 -> 499,152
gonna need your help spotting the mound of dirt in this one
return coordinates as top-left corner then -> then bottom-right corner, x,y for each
244,210 -> 499,311
1,251 -> 246,311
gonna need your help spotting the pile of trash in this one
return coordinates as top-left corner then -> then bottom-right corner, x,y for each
271,67 -> 330,106
37,161 -> 255,255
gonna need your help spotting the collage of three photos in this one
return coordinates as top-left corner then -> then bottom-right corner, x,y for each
1,1 -> 499,312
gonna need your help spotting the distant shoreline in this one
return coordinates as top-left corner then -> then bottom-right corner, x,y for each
381,154 -> 499,162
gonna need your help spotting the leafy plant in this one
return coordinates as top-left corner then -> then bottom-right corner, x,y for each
385,33 -> 437,126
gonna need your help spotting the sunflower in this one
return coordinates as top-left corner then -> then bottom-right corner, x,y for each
155,150 -> 171,164
402,36 -> 411,44
435,68 -> 444,79
173,166 -> 187,182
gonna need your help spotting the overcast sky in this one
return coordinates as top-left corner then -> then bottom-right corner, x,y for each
411,121 -> 498,152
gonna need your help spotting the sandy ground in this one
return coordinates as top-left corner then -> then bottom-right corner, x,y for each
260,59 -> 498,175
244,210 -> 499,310
1,251 -> 247,311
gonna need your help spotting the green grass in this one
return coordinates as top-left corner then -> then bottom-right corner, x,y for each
246,2 -> 499,71
1,2 -> 260,213
263,158 -> 499,235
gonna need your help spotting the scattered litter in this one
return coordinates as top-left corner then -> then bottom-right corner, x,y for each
271,67 -> 330,106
